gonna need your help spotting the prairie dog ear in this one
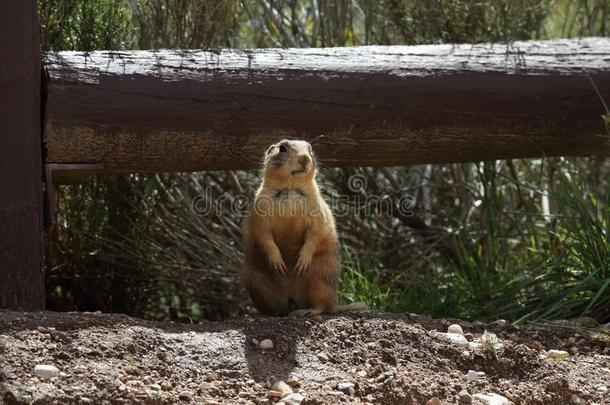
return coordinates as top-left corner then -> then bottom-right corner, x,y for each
265,144 -> 274,156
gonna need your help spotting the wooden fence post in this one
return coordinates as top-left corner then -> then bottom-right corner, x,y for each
0,0 -> 45,310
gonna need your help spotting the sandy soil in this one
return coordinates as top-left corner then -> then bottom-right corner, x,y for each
1,310 -> 609,404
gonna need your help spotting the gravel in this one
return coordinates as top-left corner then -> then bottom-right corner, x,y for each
1,310 -> 609,404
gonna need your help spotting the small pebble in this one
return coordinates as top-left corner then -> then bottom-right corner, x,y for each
34,365 -> 59,380
204,371 -> 218,382
337,382 -> 355,396
459,390 -> 472,403
149,383 -> 161,391
473,393 -> 511,405
286,376 -> 300,387
426,398 -> 442,405
448,324 -> 464,335
271,380 -> 293,397
178,390 -> 193,401
282,393 -> 305,404
467,370 -> 485,381
317,351 -> 330,361
597,385 -> 608,393
548,349 -> 569,361
259,339 -> 274,350
444,333 -> 469,347
571,394 -> 586,405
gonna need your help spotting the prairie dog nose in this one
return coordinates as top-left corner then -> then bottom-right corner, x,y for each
298,154 -> 310,166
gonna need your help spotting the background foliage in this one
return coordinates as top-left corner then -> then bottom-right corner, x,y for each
39,0 -> 610,323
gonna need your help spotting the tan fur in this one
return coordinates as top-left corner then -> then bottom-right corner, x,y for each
241,140 -> 339,316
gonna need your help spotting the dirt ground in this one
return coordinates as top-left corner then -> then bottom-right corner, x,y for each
1,310 -> 609,404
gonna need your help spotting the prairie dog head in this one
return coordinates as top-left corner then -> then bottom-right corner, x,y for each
263,139 -> 317,183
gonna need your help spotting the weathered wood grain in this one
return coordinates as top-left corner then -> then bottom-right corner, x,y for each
44,38 -> 610,174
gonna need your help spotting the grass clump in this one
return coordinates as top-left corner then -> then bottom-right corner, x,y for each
338,160 -> 610,325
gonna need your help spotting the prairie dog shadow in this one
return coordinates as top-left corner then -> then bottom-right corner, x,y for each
243,315 -> 314,383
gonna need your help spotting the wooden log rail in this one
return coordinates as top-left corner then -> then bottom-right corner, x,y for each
44,38 -> 610,176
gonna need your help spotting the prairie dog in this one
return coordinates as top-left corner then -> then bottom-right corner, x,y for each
241,139 -> 340,316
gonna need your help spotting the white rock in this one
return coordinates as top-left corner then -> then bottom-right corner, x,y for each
259,339 -> 274,350
548,349 -> 569,361
178,390 -> 193,401
317,351 -> 330,361
467,370 -> 485,381
282,393 -> 305,404
571,394 -> 586,405
448,324 -> 464,335
444,332 -> 469,347
597,385 -> 608,393
337,382 -> 355,396
473,393 -> 511,405
271,380 -> 293,397
34,364 -> 59,380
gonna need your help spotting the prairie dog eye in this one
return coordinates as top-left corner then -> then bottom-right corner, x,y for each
279,144 -> 288,153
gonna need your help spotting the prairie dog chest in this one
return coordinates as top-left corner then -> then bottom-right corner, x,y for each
268,188 -> 313,249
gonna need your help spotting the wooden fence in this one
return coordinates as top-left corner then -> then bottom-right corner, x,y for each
1,0 -> 609,309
